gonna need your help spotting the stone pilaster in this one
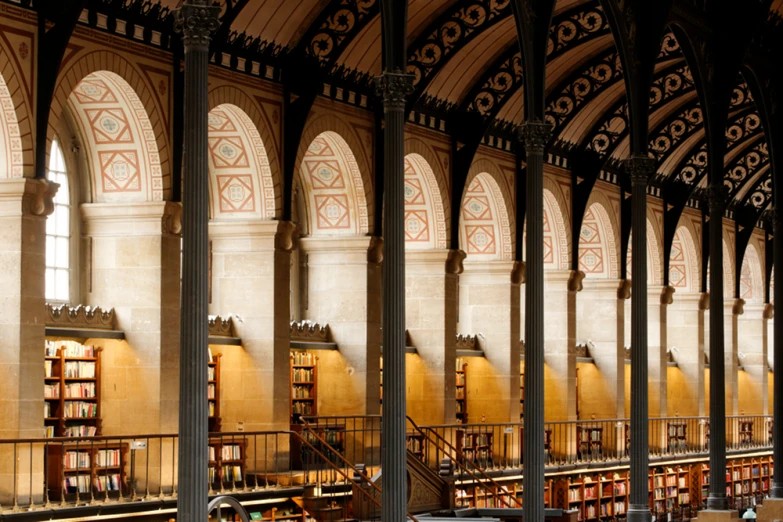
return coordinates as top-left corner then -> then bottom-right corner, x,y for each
706,184 -> 728,510
405,249 -> 462,424
647,286 -> 673,418
667,292 -> 704,417
458,260 -> 522,422
773,211 -> 783,499
376,68 -> 413,522
174,2 -> 219,521
543,270 -> 579,422
299,236 -> 382,415
209,220 -> 294,432
577,278 -> 625,419
738,303 -> 768,415
626,154 -> 654,522
725,299 -> 742,417
81,202 -> 182,434
0,178 -> 56,439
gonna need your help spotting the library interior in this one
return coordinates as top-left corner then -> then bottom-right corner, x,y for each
0,0 -> 782,521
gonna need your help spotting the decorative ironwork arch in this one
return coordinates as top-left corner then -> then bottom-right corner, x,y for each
297,0 -> 380,64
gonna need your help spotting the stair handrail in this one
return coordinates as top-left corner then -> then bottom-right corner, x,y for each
406,416 -> 521,509
296,420 -> 420,522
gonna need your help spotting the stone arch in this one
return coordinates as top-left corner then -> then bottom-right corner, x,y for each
48,51 -> 171,199
64,71 -> 163,203
405,136 -> 451,243
0,42 -> 32,178
297,131 -> 369,236
403,153 -> 448,250
542,188 -> 570,270
208,85 -> 282,218
740,244 -> 764,304
670,225 -> 700,294
465,157 -> 515,260
208,104 -> 277,220
295,113 -> 373,235
579,192 -> 620,279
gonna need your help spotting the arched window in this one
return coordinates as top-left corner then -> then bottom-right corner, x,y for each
46,140 -> 70,302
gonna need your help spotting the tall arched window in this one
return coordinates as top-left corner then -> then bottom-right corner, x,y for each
46,140 -> 70,302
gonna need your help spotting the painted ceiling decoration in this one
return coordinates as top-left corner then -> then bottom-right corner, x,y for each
0,72 -> 23,179
404,154 -> 448,250
460,173 -> 512,261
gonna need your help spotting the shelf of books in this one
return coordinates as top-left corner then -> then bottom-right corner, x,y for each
46,443 -> 128,500
577,426 -> 603,460
520,362 -> 524,421
554,473 -> 628,522
291,352 -> 317,421
44,340 -> 102,438
738,420 -> 754,446
290,422 -> 345,470
456,358 -> 467,424
209,351 -> 222,432
689,456 -> 775,510
208,438 -> 247,487
456,480 -> 552,509
667,422 -> 688,453
649,466 -> 691,520
406,432 -> 425,462
456,429 -> 493,468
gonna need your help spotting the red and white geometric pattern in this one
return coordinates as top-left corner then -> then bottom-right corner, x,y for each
459,174 -> 512,260
669,231 -> 687,289
299,132 -> 368,235
741,246 -> 763,303
0,73 -> 24,178
207,104 -> 275,219
403,154 -> 447,249
66,71 -> 162,202
579,207 -> 605,274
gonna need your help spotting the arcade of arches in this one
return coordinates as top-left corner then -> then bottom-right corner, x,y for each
0,0 -> 782,519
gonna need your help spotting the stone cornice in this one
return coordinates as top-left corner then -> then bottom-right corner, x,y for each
45,303 -> 115,330
0,178 -> 59,218
81,202 -> 182,236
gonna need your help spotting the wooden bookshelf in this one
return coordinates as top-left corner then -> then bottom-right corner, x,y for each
577,426 -> 603,460
667,421 -> 687,453
456,480 -> 552,509
554,473 -> 628,522
208,352 -> 222,432
456,358 -> 467,424
291,352 -> 317,420
649,466 -> 691,520
690,456 -> 774,510
208,438 -> 247,486
46,442 -> 128,500
406,432 -> 425,462
44,340 -> 102,438
290,423 -> 345,470
457,429 -> 493,468
738,420 -> 754,446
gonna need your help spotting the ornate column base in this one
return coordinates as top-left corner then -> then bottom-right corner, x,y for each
627,505 -> 652,522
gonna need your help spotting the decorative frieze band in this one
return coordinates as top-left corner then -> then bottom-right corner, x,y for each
290,320 -> 330,342
456,334 -> 478,351
208,315 -> 235,337
45,304 -> 115,330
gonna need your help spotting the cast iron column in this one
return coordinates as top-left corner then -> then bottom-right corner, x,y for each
773,212 -> 783,498
521,120 -> 552,522
174,3 -> 218,521
626,155 -> 655,522
376,71 -> 413,522
706,184 -> 728,510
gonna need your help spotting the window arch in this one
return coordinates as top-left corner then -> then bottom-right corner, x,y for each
46,139 -> 71,302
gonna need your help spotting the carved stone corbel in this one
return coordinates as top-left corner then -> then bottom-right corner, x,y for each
290,320 -> 330,342
699,292 -> 710,311
511,261 -> 526,284
617,279 -> 632,300
162,202 -> 183,235
763,302 -> 774,319
568,270 -> 585,292
45,303 -> 115,329
367,236 -> 384,264
445,249 -> 466,275
208,315 -> 234,337
275,221 -> 297,253
660,286 -> 675,305
733,298 -> 746,316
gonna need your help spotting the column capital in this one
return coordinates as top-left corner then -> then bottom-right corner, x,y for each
446,249 -> 466,275
518,120 -> 553,154
368,236 -> 384,264
705,184 -> 728,212
624,154 -> 656,186
618,279 -> 631,299
374,70 -> 414,110
0,178 -> 58,218
699,292 -> 710,310
660,285 -> 676,305
174,2 -> 220,50
732,298 -> 746,316
567,269 -> 585,292
511,261 -> 525,284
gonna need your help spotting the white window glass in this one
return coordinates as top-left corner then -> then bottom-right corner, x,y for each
45,140 -> 70,302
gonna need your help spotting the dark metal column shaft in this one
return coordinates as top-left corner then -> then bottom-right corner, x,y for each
772,208 -> 783,498
626,156 -> 655,522
521,121 -> 552,522
175,3 -> 218,521
377,71 -> 413,522
707,185 -> 728,510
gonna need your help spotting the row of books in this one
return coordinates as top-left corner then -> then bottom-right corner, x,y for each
208,384 -> 216,399
64,361 -> 96,378
96,449 -> 122,467
94,474 -> 122,492
292,386 -> 313,398
292,369 -> 314,382
292,402 -> 314,415
292,351 -> 315,365
63,451 -> 91,470
208,366 -> 216,381
45,384 -> 60,399
65,382 -> 96,398
62,475 -> 122,493
65,425 -> 98,437
63,402 -> 98,418
47,341 -> 96,358
45,360 -> 53,377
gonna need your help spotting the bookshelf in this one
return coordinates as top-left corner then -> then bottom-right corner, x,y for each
667,421 -> 687,453
577,426 -> 603,460
291,352 -> 317,420
46,442 -> 128,500
739,420 -> 754,446
290,423 -> 345,470
44,340 -> 102,438
456,480 -> 552,509
456,358 -> 467,424
457,429 -> 493,468
208,438 -> 247,486
209,352 -> 222,432
649,466 -> 691,520
554,473 -> 628,522
690,456 -> 774,510
406,432 -> 425,462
